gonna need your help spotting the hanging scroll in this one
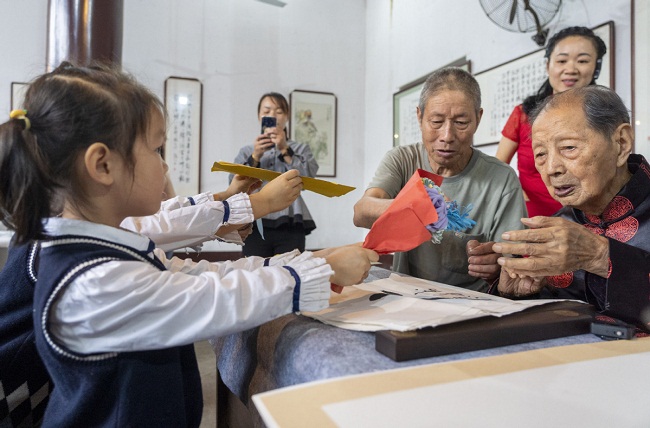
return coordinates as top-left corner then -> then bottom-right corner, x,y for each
164,77 -> 202,196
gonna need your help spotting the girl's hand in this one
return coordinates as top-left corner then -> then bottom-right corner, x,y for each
216,175 -> 262,200
325,246 -> 379,286
249,170 -> 302,218
236,223 -> 254,241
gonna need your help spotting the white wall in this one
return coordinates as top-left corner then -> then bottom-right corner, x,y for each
0,1 -> 48,115
0,0 -> 639,250
634,0 -> 650,157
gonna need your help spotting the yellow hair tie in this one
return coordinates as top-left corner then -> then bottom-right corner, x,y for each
10,109 -> 31,131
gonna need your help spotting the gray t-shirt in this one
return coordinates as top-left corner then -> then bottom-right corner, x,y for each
368,143 -> 527,292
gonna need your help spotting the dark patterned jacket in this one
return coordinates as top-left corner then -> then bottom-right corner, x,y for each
542,154 -> 650,331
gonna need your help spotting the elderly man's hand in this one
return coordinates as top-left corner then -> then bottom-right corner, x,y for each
492,216 -> 610,278
497,270 -> 545,297
466,240 -> 501,283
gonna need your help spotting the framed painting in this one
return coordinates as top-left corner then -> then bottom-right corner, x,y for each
164,77 -> 202,196
393,58 -> 471,147
473,21 -> 614,146
11,82 -> 29,111
289,90 -> 337,177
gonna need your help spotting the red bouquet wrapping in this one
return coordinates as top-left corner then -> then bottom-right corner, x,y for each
362,169 -> 443,254
331,169 -> 444,293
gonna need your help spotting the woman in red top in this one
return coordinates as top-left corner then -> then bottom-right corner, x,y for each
496,26 -> 607,217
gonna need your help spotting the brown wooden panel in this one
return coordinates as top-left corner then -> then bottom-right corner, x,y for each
46,0 -> 124,70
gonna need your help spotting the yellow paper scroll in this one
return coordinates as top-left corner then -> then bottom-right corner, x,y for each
211,161 -> 355,198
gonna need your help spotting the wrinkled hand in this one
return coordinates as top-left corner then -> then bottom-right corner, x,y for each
493,217 -> 610,278
325,246 -> 379,287
466,240 -> 501,282
497,269 -> 545,298
250,169 -> 302,218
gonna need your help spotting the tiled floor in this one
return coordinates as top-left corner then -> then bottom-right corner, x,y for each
195,340 -> 217,427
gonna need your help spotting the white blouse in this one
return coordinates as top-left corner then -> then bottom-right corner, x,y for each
120,192 -> 253,251
43,217 -> 334,354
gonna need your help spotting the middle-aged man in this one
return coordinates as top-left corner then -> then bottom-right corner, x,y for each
494,85 -> 650,331
354,67 -> 527,292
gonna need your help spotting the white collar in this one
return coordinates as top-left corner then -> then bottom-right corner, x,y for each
43,217 -> 153,253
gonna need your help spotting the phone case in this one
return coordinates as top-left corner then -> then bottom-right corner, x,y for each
261,116 -> 276,134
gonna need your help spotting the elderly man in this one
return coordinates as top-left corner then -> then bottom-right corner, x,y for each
354,67 -> 527,292
494,86 -> 650,331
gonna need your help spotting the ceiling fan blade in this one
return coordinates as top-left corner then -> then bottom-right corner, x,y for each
523,0 -> 543,34
509,0 -> 518,24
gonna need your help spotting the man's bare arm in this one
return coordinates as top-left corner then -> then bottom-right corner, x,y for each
353,187 -> 393,229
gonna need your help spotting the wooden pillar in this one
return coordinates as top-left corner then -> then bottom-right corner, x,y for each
46,0 -> 124,71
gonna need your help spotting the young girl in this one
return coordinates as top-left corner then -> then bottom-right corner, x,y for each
0,172 -> 282,427
0,63 -> 377,427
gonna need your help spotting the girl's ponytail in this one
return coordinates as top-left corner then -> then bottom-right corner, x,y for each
0,113 -> 54,244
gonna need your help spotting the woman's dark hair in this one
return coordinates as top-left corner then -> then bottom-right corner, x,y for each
530,85 -> 630,138
0,61 -> 162,244
522,26 -> 607,116
257,92 -> 289,116
419,67 -> 482,117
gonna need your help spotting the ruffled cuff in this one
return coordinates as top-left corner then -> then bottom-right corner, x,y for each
191,192 -> 214,205
160,192 -> 213,211
223,193 -> 254,225
266,249 -> 302,266
284,251 -> 334,312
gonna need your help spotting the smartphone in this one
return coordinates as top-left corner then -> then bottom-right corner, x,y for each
261,116 -> 277,134
590,321 -> 635,340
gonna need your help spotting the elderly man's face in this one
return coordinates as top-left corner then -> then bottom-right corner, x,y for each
531,103 -> 626,215
417,90 -> 481,177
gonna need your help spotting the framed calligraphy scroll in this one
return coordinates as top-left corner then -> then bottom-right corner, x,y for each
164,77 -> 202,196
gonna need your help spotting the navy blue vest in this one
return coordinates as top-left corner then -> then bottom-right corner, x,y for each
32,236 -> 203,427
0,241 -> 49,427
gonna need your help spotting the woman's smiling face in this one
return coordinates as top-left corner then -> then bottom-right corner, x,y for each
547,35 -> 599,94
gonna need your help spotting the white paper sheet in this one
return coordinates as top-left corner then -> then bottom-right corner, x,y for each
305,274 -> 565,332
321,351 -> 650,428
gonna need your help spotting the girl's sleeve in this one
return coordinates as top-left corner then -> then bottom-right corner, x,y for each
122,193 -> 253,252
50,252 -> 334,353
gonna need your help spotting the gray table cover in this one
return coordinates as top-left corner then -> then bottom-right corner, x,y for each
210,267 -> 601,425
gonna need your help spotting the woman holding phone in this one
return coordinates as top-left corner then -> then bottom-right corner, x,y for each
233,92 -> 319,257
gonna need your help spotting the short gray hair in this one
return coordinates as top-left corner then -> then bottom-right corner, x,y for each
530,85 -> 630,138
418,67 -> 481,116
